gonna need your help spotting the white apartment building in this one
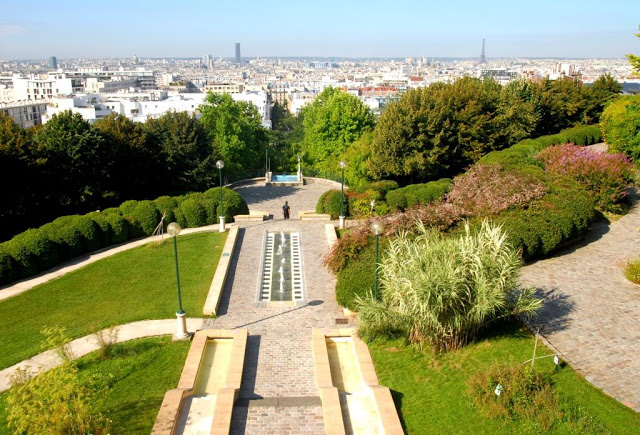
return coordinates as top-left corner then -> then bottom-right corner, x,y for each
232,90 -> 271,128
12,73 -> 84,102
0,101 -> 48,128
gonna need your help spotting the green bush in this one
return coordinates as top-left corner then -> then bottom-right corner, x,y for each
601,95 -> 640,163
40,217 -> 84,261
218,188 -> 249,222
131,201 -> 160,236
4,229 -> 58,278
86,212 -> 111,247
499,176 -> 596,259
103,213 -> 129,244
350,180 -> 399,199
101,207 -> 121,216
316,190 -> 346,219
119,200 -> 138,216
202,197 -> 219,224
123,214 -> 143,238
180,198 -> 207,228
468,364 -> 561,430
623,258 -> 640,284
172,207 -> 188,228
0,244 -> 17,285
386,179 -> 452,211
478,125 -> 602,169
71,215 -> 101,253
154,196 -> 179,228
336,240 -> 377,310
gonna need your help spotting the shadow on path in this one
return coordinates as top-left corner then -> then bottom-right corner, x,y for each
531,288 -> 575,334
216,228 -> 246,317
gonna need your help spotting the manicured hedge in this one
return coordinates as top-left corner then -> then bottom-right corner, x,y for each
479,124 -> 602,168
336,240 -> 376,310
316,190 -> 346,219
132,201 -> 160,236
0,245 -> 16,286
386,178 -> 452,211
0,187 -> 248,286
3,229 -> 58,279
180,198 -> 208,228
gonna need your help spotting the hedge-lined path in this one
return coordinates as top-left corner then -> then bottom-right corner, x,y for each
0,318 -> 206,393
0,225 -> 218,302
520,188 -> 640,412
204,179 -> 348,433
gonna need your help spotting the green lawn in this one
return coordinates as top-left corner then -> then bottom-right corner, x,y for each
0,336 -> 190,434
0,231 -> 225,369
369,322 -> 640,434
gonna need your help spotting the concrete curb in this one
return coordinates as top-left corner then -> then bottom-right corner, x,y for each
0,317 -> 205,393
203,225 -> 239,316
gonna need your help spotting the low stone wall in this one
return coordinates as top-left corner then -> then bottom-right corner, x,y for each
325,223 -> 338,248
298,210 -> 331,221
151,329 -> 249,434
312,328 -> 404,435
203,225 -> 239,316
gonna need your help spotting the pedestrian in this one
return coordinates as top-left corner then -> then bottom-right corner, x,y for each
282,201 -> 291,219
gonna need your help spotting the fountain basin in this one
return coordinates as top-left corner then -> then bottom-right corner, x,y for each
258,230 -> 304,305
312,329 -> 403,435
152,329 -> 248,435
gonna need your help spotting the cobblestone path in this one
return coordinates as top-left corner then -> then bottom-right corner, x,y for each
204,179 -> 348,433
521,188 -> 640,411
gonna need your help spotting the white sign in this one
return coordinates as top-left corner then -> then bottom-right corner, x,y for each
494,384 -> 503,396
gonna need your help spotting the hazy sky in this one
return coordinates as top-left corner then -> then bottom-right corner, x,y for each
1,0 -> 638,59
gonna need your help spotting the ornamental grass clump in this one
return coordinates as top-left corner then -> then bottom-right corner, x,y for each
536,144 -> 635,213
355,220 -> 541,351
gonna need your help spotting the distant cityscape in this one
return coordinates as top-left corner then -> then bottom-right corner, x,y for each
1,41 -> 638,130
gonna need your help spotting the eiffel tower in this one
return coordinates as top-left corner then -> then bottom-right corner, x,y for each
479,38 -> 487,64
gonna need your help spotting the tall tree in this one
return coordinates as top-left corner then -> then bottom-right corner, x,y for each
368,77 -> 534,183
199,92 -> 268,177
35,110 -> 108,208
301,87 -> 375,173
144,111 -> 212,191
94,113 -> 162,198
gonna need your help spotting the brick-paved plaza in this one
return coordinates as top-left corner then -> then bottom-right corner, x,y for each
204,179 -> 347,433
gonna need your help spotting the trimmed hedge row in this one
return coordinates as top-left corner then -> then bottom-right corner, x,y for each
0,187 -> 248,286
479,124 -> 603,168
386,178 -> 452,211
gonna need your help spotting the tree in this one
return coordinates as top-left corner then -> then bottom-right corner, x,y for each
601,95 -> 640,162
94,113 -> 162,199
586,74 -> 622,121
268,102 -> 304,173
369,78 -> 533,183
301,87 -> 375,173
355,221 -> 541,351
199,92 -> 268,177
144,111 -> 212,191
35,110 -> 109,209
627,25 -> 640,75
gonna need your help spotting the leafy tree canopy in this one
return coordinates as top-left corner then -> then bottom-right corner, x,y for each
627,25 -> 640,75
199,92 -> 268,177
301,87 -> 375,173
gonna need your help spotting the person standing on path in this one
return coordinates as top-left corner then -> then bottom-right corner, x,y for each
282,201 -> 291,219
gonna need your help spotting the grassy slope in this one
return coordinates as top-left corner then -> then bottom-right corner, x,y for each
0,231 -> 225,369
0,336 -> 190,434
369,322 -> 640,434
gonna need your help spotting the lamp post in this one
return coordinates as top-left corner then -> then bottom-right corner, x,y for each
370,220 -> 385,300
339,160 -> 346,229
167,222 -> 189,339
216,160 -> 225,232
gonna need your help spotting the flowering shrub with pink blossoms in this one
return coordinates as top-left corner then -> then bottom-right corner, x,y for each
536,144 -> 635,213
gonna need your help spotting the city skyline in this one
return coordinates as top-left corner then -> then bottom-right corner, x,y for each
1,0 -> 638,60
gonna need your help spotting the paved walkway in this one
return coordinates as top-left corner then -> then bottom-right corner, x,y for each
203,179 -> 348,434
0,318 -> 205,392
521,190 -> 640,410
0,225 -> 219,302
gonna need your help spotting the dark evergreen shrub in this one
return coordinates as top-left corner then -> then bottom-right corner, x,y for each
132,200 -> 160,236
